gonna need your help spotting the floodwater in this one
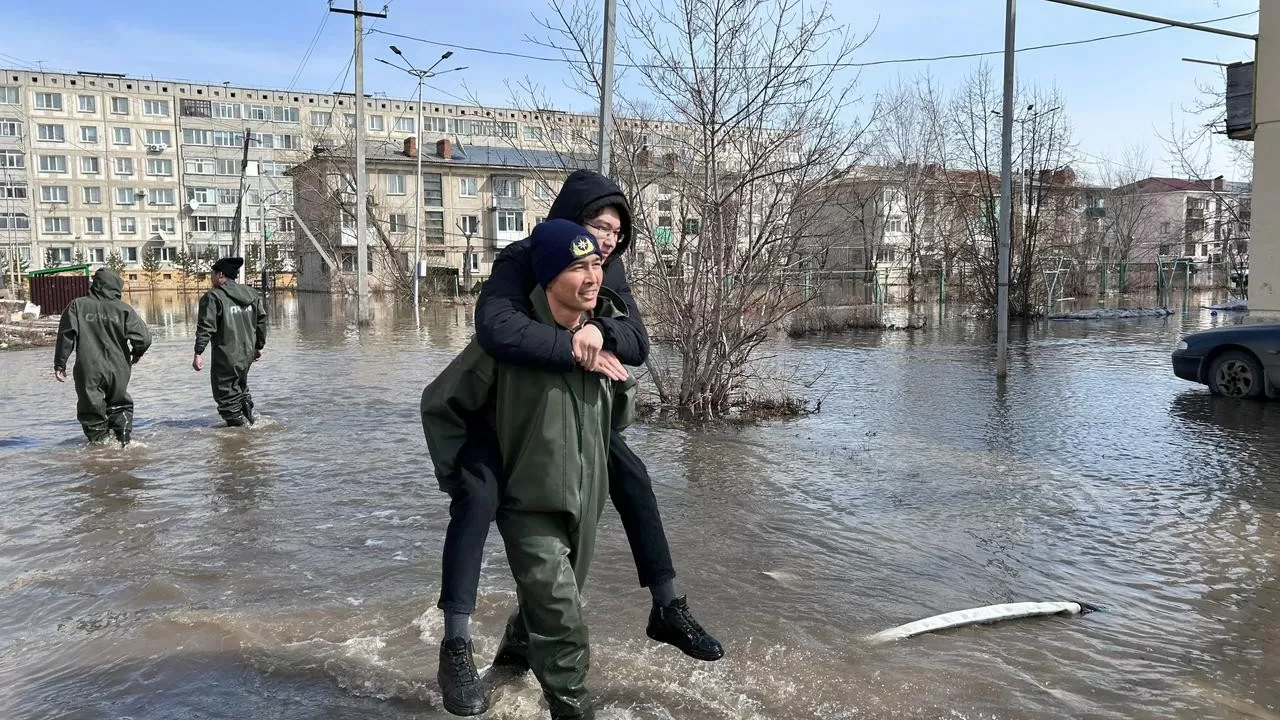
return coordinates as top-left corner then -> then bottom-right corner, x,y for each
1,291 -> 1278,720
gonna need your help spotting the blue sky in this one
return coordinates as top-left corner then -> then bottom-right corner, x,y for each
2,0 -> 1258,181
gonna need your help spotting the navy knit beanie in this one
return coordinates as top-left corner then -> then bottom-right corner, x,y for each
531,219 -> 601,289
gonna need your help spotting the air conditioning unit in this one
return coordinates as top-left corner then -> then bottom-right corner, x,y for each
146,143 -> 168,153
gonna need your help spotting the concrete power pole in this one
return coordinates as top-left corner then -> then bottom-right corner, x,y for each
332,1 -> 387,322
597,0 -> 617,176
996,0 -> 1016,379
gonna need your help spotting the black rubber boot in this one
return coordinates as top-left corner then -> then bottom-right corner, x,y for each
646,596 -> 724,661
491,617 -> 530,671
225,415 -> 248,428
437,637 -> 487,716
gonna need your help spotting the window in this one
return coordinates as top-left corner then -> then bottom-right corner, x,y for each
80,126 -> 98,143
116,187 -> 137,205
213,102 -> 241,119
38,155 -> 68,173
146,158 -> 173,176
389,214 -> 408,233
497,210 -> 524,233
279,217 -> 295,232
493,177 -> 519,198
159,247 -> 177,262
0,213 -> 30,229
191,216 -> 212,232
34,92 -> 63,110
369,114 -> 384,131
47,247 -> 73,265
524,125 -> 543,141
1160,222 -> 1172,234
74,94 -> 97,113
459,177 -> 477,197
212,131 -> 243,147
90,247 -> 106,263
150,217 -> 176,234
394,117 -> 414,133
113,127 -> 132,145
110,97 -> 129,114
81,156 -> 101,174
497,121 -> 517,138
188,187 -> 214,205
886,216 -> 904,233
44,216 -> 71,234
260,162 -> 286,176
218,188 -> 240,205
85,217 -> 104,234
150,188 -> 175,205
0,150 -> 24,168
182,129 -> 212,145
40,185 -> 68,203
468,252 -> 481,273
216,158 -> 239,175
83,187 -> 101,204
657,198 -> 672,212
426,211 -> 445,243
143,99 -> 169,117
532,181 -> 553,201
122,246 -> 139,263
273,106 -> 299,123
37,124 -> 65,142
114,157 -> 133,175
459,214 -> 479,235
118,217 -> 137,234
344,113 -> 357,128
423,172 -> 442,206
247,104 -> 270,121
145,129 -> 171,146
384,173 -> 407,195
425,117 -> 447,133
0,87 -> 19,105
185,158 -> 215,175
310,111 -> 332,127
0,181 -> 26,199
0,117 -> 19,136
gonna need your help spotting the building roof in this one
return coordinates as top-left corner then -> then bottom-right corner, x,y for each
288,140 -> 596,175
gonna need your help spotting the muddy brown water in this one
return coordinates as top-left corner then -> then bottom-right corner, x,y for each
1,291 -> 1277,719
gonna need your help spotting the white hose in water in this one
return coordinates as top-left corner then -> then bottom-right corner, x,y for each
868,601 -> 1099,644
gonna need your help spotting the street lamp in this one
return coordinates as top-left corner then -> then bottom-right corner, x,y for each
377,47 -> 465,311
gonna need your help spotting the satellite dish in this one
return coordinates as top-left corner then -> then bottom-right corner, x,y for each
187,199 -> 200,213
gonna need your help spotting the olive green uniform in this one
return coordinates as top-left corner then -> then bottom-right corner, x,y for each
421,287 -> 635,717
194,281 -> 267,423
53,269 -> 151,443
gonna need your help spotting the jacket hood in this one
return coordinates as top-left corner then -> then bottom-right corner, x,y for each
547,170 -> 633,262
219,281 -> 258,307
89,268 -> 124,300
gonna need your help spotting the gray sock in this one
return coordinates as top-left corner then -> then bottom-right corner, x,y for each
650,579 -> 678,607
444,611 -> 471,641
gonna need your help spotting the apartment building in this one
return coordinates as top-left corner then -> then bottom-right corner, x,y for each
0,67 -> 675,286
1111,176 -> 1252,265
290,137 -> 583,293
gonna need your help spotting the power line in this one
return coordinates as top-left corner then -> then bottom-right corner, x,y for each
370,9 -> 1257,71
285,8 -> 331,91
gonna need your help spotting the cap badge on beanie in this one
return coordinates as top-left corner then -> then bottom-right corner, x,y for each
571,236 -> 595,258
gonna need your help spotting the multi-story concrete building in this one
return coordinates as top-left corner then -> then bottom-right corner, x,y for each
0,67 -> 647,289
1109,177 -> 1251,267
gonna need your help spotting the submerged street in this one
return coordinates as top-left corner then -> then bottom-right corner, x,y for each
1,292 -> 1277,719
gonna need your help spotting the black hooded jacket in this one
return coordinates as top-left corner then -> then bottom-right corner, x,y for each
53,268 -> 151,374
475,170 -> 649,369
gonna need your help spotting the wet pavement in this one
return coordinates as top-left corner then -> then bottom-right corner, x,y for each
1,291 -> 1277,719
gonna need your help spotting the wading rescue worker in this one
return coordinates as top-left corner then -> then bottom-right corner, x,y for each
52,268 -> 152,445
430,170 -> 723,711
192,257 -> 267,426
422,220 -> 635,719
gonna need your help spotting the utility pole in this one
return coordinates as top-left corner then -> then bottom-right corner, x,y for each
259,174 -> 269,294
458,218 -> 475,291
232,127 -> 252,258
597,0 -> 617,175
332,1 -> 387,322
996,0 -> 1015,379
379,47 -> 463,313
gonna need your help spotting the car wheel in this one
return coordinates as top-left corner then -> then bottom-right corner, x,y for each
1208,350 -> 1265,399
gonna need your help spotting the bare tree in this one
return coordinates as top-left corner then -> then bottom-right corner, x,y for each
939,65 -> 1076,317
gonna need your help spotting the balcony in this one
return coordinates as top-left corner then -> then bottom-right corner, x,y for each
491,195 -> 524,211
1186,207 -> 1204,219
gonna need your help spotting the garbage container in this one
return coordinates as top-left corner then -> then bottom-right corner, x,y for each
28,264 -> 91,316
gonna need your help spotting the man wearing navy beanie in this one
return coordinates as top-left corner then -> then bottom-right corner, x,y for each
421,219 -> 636,719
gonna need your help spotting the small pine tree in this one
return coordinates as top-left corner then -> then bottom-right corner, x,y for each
44,248 -> 63,269
141,248 -> 161,289
175,248 -> 200,291
105,250 -> 126,274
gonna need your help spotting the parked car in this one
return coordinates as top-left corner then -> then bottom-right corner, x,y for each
1172,323 -> 1280,398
